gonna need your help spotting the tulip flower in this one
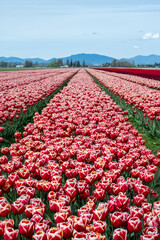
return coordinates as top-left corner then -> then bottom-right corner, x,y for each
127,217 -> 142,233
33,231 -> 47,240
93,220 -> 107,234
47,227 -> 63,240
0,201 -> 11,217
110,212 -> 124,228
58,222 -> 73,239
12,201 -> 25,215
19,219 -> 34,238
113,228 -> 127,240
4,228 -> 19,240
0,221 -> 4,236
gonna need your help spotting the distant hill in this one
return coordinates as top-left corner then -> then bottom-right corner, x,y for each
0,57 -> 47,64
121,54 -> 160,65
0,53 -> 160,65
60,53 -> 114,65
0,54 -> 114,65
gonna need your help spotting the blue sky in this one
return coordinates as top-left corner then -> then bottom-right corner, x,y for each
0,0 -> 160,59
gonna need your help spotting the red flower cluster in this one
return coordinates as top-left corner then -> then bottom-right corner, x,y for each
0,69 -> 77,141
99,70 -> 160,90
0,69 -> 159,239
88,69 -> 160,121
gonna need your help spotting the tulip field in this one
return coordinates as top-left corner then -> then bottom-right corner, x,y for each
0,68 -> 160,240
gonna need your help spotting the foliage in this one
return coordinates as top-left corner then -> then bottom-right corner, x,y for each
48,60 -> 61,68
111,59 -> 135,67
0,61 -> 7,68
24,60 -> 33,67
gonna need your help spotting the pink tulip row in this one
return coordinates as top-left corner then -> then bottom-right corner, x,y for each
0,69 -> 160,239
88,69 -> 160,121
0,69 -> 77,138
99,70 -> 160,90
0,69 -> 68,91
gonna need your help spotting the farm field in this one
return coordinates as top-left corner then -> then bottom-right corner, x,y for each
0,68 -> 160,240
95,68 -> 160,81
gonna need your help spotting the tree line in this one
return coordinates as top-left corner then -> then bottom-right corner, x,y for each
1,59 -> 160,69
0,59 -> 87,68
48,59 -> 86,68
102,59 -> 136,68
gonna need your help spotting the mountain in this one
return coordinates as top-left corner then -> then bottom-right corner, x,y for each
61,53 -> 114,65
121,54 -> 160,65
0,54 -> 160,65
0,54 -> 114,65
0,57 -> 47,64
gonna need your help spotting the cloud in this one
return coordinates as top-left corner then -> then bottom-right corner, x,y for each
142,32 -> 159,39
133,45 -> 139,49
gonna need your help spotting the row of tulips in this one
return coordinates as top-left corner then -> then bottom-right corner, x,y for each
0,69 -> 67,92
0,69 -> 77,143
0,69 -> 160,239
87,69 -> 160,121
95,68 -> 160,81
98,70 -> 160,90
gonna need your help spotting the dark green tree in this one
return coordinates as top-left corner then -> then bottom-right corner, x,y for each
0,61 -> 7,67
66,59 -> 69,66
58,59 -> 63,66
77,61 -> 81,67
82,60 -> 86,67
69,59 -> 73,67
24,60 -> 33,67
48,60 -> 61,68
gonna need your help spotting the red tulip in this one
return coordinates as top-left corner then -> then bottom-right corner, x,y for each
3,219 -> 14,229
113,228 -> 127,240
134,194 -> 147,207
129,206 -> 144,219
4,228 -> 19,240
47,227 -> 63,240
1,147 -> 9,155
73,217 -> 86,232
142,203 -> 152,213
33,231 -> 47,240
58,222 -> 73,239
19,219 -> 34,238
93,207 -> 106,221
127,217 -> 142,233
12,201 -> 25,215
142,227 -> 159,240
65,187 -> 77,199
116,193 -> 129,212
54,212 -> 67,223
93,189 -> 106,201
94,220 -> 107,234
0,221 -> 4,236
35,223 -> 49,233
110,212 -> 124,228
0,201 -> 11,217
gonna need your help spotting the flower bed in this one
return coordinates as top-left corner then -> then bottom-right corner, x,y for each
0,69 -> 160,239
95,68 -> 160,81
98,70 -> 160,90
0,69 -> 77,143
87,69 -> 160,138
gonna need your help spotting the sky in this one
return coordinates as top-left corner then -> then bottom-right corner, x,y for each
0,0 -> 160,59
